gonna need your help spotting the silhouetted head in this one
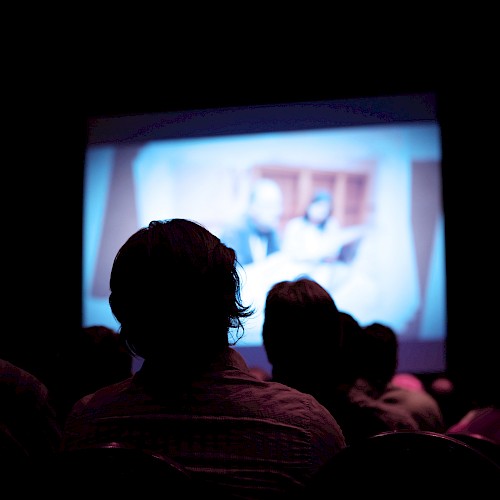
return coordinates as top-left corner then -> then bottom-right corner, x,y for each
52,325 -> 133,422
262,277 -> 343,393
358,322 -> 399,390
109,219 -> 253,367
338,311 -> 364,385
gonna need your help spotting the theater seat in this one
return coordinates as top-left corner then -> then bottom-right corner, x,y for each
45,442 -> 220,498
304,430 -> 500,498
446,432 -> 500,466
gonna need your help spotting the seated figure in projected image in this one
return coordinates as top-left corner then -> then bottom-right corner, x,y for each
236,190 -> 370,345
280,190 -> 365,289
227,185 -> 421,347
219,177 -> 284,266
61,219 -> 346,499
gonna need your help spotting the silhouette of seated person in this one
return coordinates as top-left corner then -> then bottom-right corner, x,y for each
446,353 -> 500,450
0,358 -> 61,458
262,278 -> 420,446
50,325 -> 133,425
61,219 -> 346,499
428,376 -> 470,430
0,358 -> 62,491
346,321 -> 445,433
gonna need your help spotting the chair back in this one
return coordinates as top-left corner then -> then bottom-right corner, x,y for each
305,430 -> 500,498
447,432 -> 500,466
47,442 -> 209,497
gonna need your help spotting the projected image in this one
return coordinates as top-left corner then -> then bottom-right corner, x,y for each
83,123 -> 445,351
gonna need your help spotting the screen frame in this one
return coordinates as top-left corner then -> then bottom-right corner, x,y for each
83,92 -> 447,375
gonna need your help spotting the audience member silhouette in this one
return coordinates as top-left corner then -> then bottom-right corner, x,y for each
61,219 -> 346,499
262,277 -> 344,399
0,359 -> 61,458
347,322 -> 445,432
445,363 -> 500,446
49,325 -> 133,425
262,278 -> 419,445
441,342 -> 500,465
426,375 -> 470,429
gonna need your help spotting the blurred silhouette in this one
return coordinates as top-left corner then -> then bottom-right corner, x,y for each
49,325 -> 133,425
282,191 -> 344,264
0,358 -> 62,492
283,191 -> 361,263
262,279 -> 419,446
444,347 -> 500,451
61,219 -> 346,499
391,372 -> 425,392
447,407 -> 500,446
0,358 -> 61,458
220,178 -> 284,265
347,322 -> 445,432
428,375 -> 470,429
281,191 -> 364,292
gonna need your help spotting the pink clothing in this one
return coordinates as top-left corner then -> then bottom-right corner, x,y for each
391,373 -> 425,392
62,348 -> 346,499
447,407 -> 500,445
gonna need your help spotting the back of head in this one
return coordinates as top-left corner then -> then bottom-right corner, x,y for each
52,325 -> 133,421
71,326 -> 132,392
358,322 -> 398,389
109,219 -> 252,369
338,311 -> 364,385
262,277 -> 342,392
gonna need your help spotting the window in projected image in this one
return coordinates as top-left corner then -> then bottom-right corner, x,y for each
83,122 -> 445,356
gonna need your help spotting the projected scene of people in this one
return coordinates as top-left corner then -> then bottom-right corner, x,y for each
83,123 -> 445,350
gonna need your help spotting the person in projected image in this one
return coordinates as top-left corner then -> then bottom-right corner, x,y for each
281,190 -> 365,291
229,187 -> 369,346
219,177 -> 284,266
61,219 -> 346,499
